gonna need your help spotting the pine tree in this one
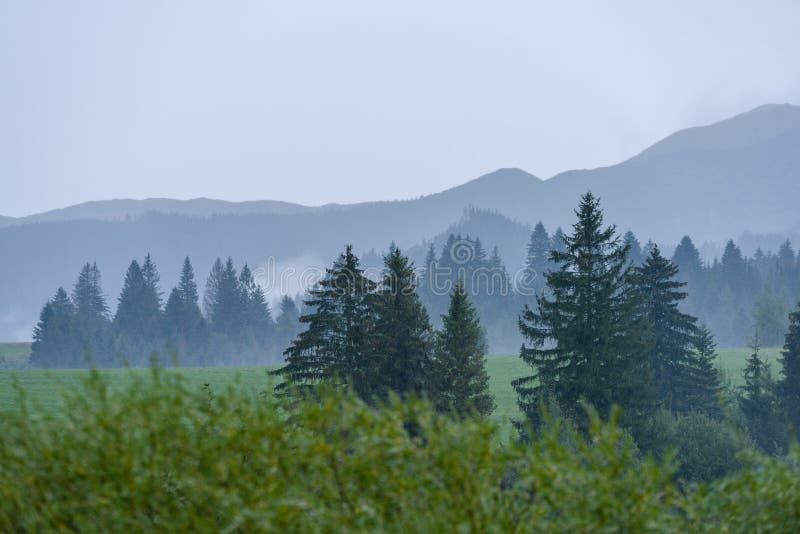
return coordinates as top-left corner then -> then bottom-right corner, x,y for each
141,253 -> 163,309
71,262 -> 111,366
514,192 -> 647,429
203,258 -> 224,318
239,264 -> 275,355
739,336 -> 786,455
624,231 -> 644,265
207,258 -> 245,340
523,222 -> 550,296
778,301 -> 800,440
275,295 -> 301,354
113,259 -> 163,364
273,245 -> 377,400
630,245 -> 701,413
685,324 -> 724,418
431,280 -> 494,418
30,288 -> 76,368
163,257 -> 207,363
550,227 -> 566,255
372,246 -> 433,397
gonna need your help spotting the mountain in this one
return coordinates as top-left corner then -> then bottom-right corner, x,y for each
0,198 -> 321,228
1,103 -> 799,341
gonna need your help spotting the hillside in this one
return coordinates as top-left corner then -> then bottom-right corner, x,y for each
2,103 -> 800,341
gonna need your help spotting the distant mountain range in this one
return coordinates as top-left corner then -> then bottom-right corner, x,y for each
1,103 -> 798,341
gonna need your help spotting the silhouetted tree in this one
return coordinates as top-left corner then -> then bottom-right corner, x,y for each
778,301 -> 800,440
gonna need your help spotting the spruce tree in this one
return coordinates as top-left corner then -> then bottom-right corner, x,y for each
275,295 -> 301,354
30,288 -> 76,368
672,236 -> 702,277
431,280 -> 494,418
207,258 -> 245,340
113,259 -> 163,364
514,192 -> 645,429
71,262 -> 111,366
274,245 -> 377,400
239,264 -> 275,354
739,337 -> 786,455
630,245 -> 701,413
372,246 -> 433,397
163,257 -> 207,363
778,301 -> 800,440
550,227 -> 566,255
624,230 -> 644,265
685,324 -> 724,418
523,222 -> 551,296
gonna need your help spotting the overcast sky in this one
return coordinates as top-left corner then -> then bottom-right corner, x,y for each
1,1 -> 799,217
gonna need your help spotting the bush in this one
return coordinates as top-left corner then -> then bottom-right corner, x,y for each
1,369 -> 799,532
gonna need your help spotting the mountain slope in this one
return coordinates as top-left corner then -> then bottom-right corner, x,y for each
2,103 -> 799,341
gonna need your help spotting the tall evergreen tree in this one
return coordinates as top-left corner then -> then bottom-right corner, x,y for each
431,280 -> 494,417
203,258 -> 224,318
778,301 -> 800,440
239,264 -> 275,353
113,260 -> 161,348
163,257 -> 207,363
624,230 -> 644,265
739,337 -> 786,455
275,295 -> 301,354
141,253 -> 163,309
372,247 -> 433,397
550,227 -> 566,255
30,288 -> 76,368
274,245 -> 377,400
207,258 -> 245,339
630,245 -> 701,413
514,192 -> 648,429
523,222 -> 551,296
71,262 -> 111,365
684,325 -> 724,418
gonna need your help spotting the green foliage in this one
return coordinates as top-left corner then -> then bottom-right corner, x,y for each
431,280 -> 494,417
3,370 -> 800,531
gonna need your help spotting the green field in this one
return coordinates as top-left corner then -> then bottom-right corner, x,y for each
0,344 -> 783,425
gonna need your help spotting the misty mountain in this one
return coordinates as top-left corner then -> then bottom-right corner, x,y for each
2,103 -> 799,341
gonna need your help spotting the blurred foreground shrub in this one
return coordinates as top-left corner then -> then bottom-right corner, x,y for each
0,369 -> 798,532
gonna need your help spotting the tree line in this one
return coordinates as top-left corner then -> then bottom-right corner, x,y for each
274,245 -> 494,418
272,192 -> 800,475
31,256 -> 303,367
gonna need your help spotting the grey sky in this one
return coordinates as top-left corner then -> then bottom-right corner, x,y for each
2,1 -> 799,217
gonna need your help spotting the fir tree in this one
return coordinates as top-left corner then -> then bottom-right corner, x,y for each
739,336 -> 786,455
239,264 -> 275,353
630,245 -> 701,413
203,258 -> 224,318
274,245 -> 377,400
550,227 -> 567,255
778,301 -> 800,440
30,288 -> 76,368
372,246 -> 433,397
275,295 -> 301,353
514,192 -> 647,429
624,231 -> 644,265
431,280 -> 494,418
523,222 -> 551,296
113,259 -> 163,364
163,257 -> 207,363
71,262 -> 111,365
207,258 -> 245,339
685,324 -> 724,418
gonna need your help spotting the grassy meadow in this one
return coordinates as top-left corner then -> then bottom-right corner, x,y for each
0,343 -> 783,425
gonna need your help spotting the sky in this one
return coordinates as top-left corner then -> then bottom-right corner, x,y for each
1,1 -> 799,217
